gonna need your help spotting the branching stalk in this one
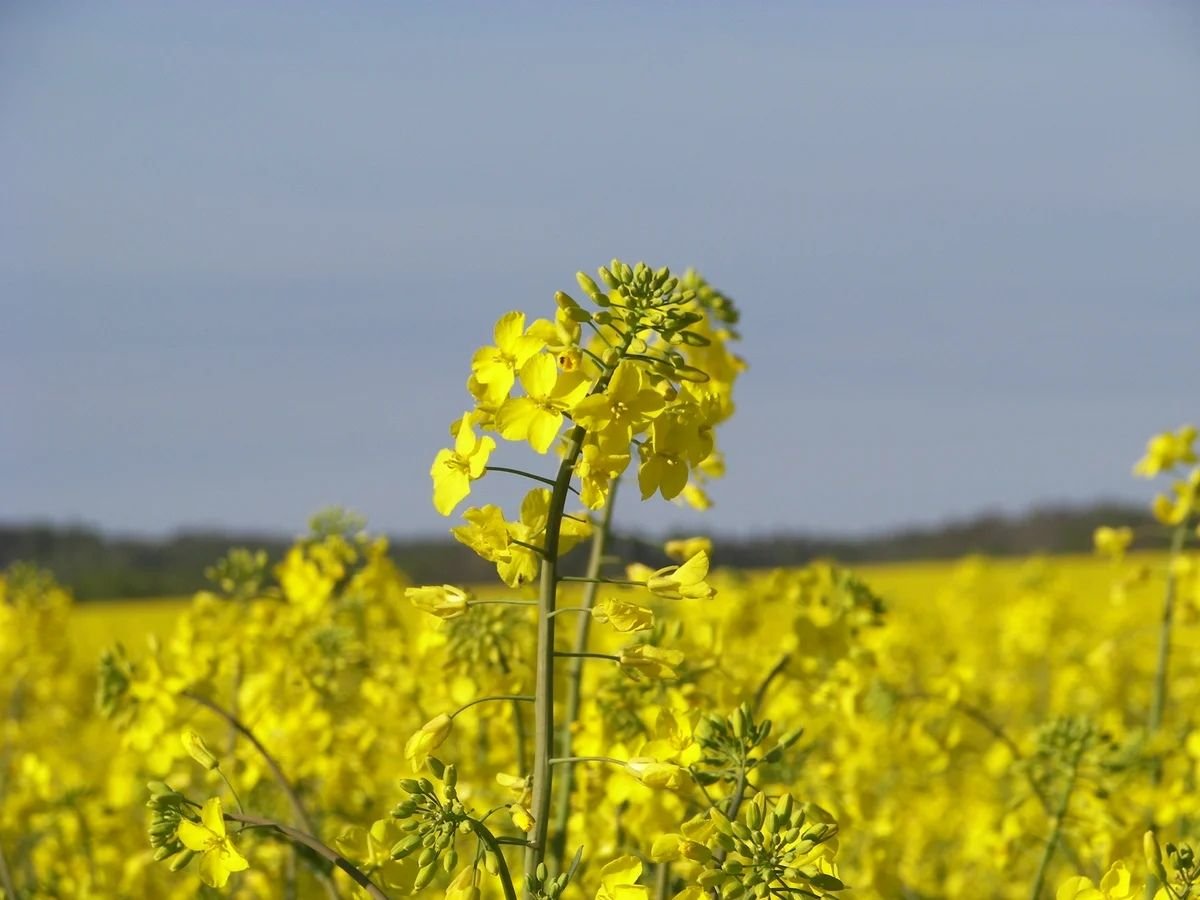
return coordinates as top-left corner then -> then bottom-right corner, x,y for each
183,691 -> 316,836
1029,741 -> 1084,900
225,811 -> 388,900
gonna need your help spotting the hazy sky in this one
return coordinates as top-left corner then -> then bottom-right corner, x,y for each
4,2 -> 1199,539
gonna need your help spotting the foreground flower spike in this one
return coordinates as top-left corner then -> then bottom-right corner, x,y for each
175,798 -> 249,889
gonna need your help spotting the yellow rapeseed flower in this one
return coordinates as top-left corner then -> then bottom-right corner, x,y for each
430,413 -> 496,516
175,797 -> 249,889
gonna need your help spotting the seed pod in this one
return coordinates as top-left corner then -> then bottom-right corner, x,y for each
391,834 -> 423,859
414,862 -> 438,891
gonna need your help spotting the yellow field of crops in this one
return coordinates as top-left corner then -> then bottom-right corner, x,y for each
5,264 -> 1198,899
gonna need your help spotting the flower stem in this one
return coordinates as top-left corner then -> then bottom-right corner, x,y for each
558,576 -> 642,587
548,756 -> 625,767
183,691 -> 316,836
554,651 -> 619,662
225,811 -> 388,900
470,820 -> 519,900
549,479 -> 618,871
1029,740 -> 1084,900
486,466 -> 581,497
450,695 -> 536,720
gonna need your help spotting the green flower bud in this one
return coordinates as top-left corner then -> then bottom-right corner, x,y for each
577,272 -> 605,302
180,729 -> 219,770
168,849 -> 196,872
414,862 -> 438,891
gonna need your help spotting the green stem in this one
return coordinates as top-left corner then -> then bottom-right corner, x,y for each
471,599 -> 538,608
450,695 -> 536,720
554,651 -> 619,662
471,821 -> 519,900
751,653 -> 791,714
486,466 -> 581,497
1029,742 -> 1084,900
183,691 -> 317,837
558,576 -> 642,587
549,481 -> 618,871
655,861 -> 671,900
225,811 -> 388,900
549,756 -> 625,767
0,838 -> 16,900
524,423 -> 588,893
217,768 -> 246,818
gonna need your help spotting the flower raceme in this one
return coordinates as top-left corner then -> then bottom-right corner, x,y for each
429,260 -> 745,533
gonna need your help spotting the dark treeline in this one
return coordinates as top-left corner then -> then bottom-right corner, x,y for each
0,502 -> 1162,601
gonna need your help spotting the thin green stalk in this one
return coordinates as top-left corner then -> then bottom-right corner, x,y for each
486,466 -> 581,496
1029,742 -> 1084,900
655,861 -> 671,900
225,811 -> 388,900
183,691 -> 317,837
450,694 -> 536,719
554,651 -> 619,662
0,838 -> 16,900
558,576 -> 642,587
549,756 -> 625,767
471,820 -> 519,900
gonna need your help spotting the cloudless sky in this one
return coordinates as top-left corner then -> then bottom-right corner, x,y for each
4,2 -> 1199,539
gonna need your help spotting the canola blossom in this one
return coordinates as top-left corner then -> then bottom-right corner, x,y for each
0,261 -> 1198,899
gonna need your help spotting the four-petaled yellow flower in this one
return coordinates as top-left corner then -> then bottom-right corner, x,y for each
431,414 -> 496,516
496,354 -> 591,453
471,311 -> 547,400
176,797 -> 249,889
573,361 -> 664,441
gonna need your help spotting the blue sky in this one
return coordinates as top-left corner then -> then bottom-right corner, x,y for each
4,2 -> 1199,538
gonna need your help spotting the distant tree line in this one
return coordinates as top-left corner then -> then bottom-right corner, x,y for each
0,501 -> 1163,601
